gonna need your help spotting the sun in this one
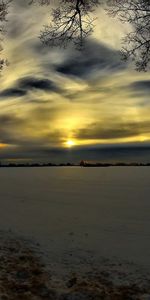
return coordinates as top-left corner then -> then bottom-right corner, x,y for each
65,140 -> 75,147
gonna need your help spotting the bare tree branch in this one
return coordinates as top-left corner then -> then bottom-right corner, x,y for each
36,0 -> 150,70
107,0 -> 150,71
0,0 -> 11,71
1,0 -> 150,72
40,0 -> 100,49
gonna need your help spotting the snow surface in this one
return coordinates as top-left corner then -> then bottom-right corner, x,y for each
0,166 -> 150,274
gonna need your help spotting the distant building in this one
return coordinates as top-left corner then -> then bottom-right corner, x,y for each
80,160 -> 86,166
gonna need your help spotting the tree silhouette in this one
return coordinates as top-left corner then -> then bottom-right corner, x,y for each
107,0 -> 150,71
39,0 -> 100,49
0,0 -> 10,70
1,0 -> 150,71
38,0 -> 150,71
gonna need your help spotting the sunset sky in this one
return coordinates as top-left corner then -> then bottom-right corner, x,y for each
0,0 -> 150,163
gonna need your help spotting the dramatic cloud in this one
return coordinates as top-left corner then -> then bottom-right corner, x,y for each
129,80 -> 150,92
56,40 -> 125,79
0,1 -> 150,162
0,105 -> 67,148
18,76 -> 61,93
0,88 -> 27,98
0,77 -> 61,99
75,121 -> 150,141
125,80 -> 150,102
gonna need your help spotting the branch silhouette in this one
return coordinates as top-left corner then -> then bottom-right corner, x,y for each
107,0 -> 150,71
0,0 -> 150,71
37,0 -> 150,70
0,0 -> 11,70
39,0 -> 100,49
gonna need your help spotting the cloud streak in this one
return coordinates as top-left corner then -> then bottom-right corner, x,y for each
75,120 -> 150,141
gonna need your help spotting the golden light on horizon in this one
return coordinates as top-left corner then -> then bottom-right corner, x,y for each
65,140 -> 75,148
0,143 -> 8,149
62,133 -> 150,149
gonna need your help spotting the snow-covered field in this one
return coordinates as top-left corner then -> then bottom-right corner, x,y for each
0,167 -> 150,299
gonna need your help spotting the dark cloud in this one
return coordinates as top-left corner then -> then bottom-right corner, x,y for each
55,40 -> 126,79
0,144 -> 150,164
130,80 -> 150,91
127,80 -> 150,99
0,105 -> 64,146
0,88 -> 27,98
0,77 -> 62,99
75,121 -> 150,140
0,114 -> 25,144
18,76 -> 60,93
0,115 -> 21,125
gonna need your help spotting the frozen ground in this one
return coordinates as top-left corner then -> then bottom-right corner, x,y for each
0,231 -> 150,300
0,167 -> 150,299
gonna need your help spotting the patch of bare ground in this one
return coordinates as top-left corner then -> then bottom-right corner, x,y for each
0,234 -> 150,300
0,237 -> 56,300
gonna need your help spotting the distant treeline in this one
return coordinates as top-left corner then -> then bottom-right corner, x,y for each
0,162 -> 76,168
0,161 -> 150,168
80,161 -> 150,167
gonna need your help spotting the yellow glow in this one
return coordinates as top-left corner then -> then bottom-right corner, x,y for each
62,134 -> 150,148
65,140 -> 75,147
0,143 -> 8,149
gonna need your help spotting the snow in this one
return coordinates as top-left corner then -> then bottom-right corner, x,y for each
0,166 -> 150,272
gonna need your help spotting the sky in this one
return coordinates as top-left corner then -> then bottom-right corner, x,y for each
0,0 -> 150,163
